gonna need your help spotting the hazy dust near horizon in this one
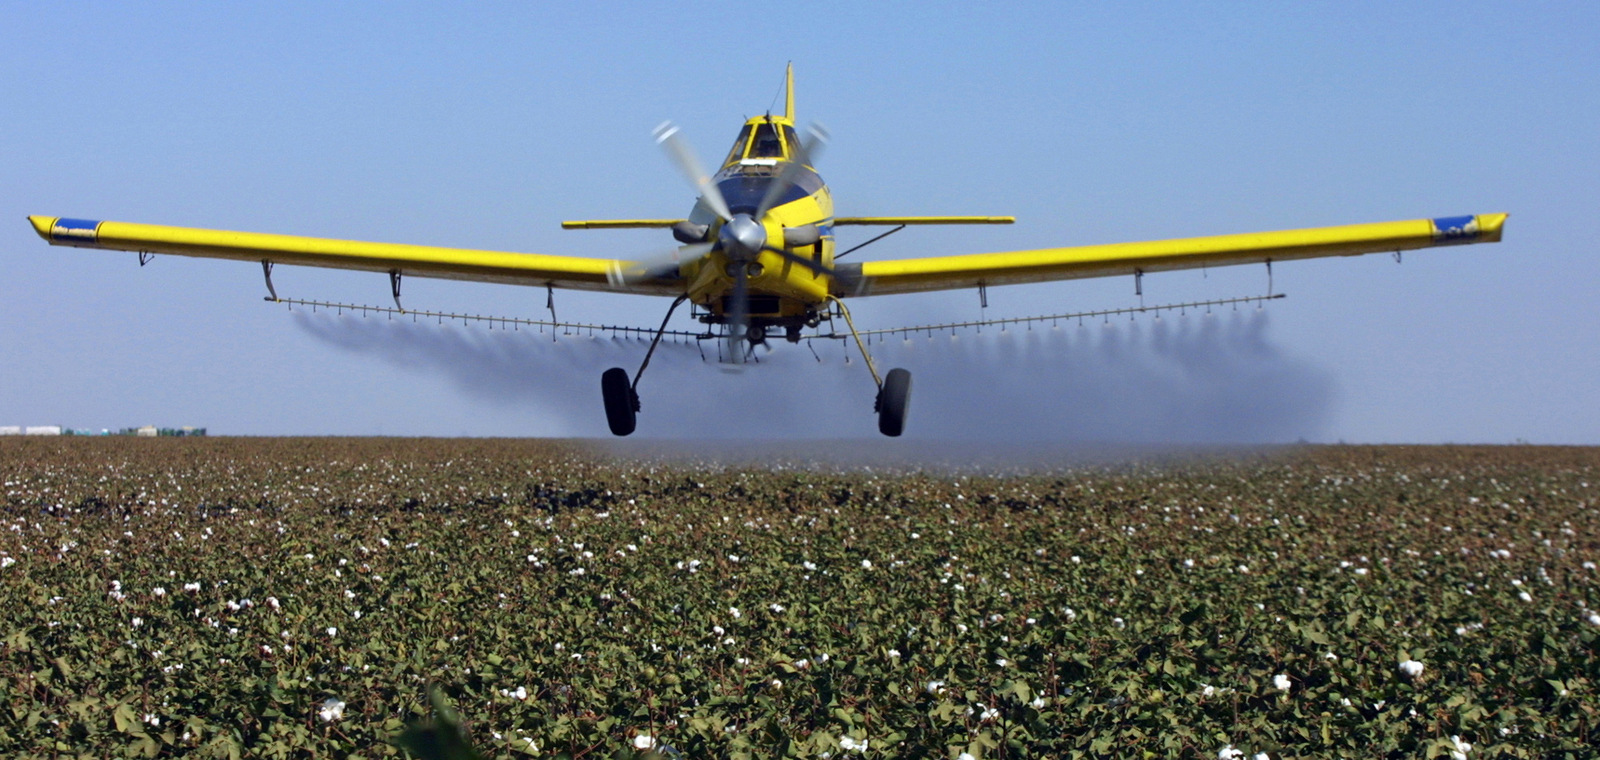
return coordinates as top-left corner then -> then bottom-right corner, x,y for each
293,307 -> 1334,442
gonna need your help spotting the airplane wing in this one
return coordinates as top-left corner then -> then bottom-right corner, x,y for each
27,216 -> 683,296
832,214 -> 1506,296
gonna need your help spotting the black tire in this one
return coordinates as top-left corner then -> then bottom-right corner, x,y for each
876,368 -> 912,437
601,367 -> 637,436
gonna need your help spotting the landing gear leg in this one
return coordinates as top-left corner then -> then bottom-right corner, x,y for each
827,296 -> 913,437
601,295 -> 687,437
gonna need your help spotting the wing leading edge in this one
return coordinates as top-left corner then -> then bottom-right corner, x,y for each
834,214 -> 1507,296
26,216 -> 684,296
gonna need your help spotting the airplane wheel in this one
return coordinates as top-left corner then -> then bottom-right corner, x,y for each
601,367 -> 638,436
876,368 -> 912,437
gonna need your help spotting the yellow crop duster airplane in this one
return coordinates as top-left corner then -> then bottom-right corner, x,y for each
30,66 -> 1505,437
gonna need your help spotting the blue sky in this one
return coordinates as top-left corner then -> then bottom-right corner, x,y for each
3,2 -> 1595,442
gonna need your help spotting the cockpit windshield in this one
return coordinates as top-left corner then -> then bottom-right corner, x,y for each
723,125 -> 752,167
723,122 -> 804,166
750,123 -> 784,158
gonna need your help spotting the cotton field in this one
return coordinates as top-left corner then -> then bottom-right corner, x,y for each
1,438 -> 1596,758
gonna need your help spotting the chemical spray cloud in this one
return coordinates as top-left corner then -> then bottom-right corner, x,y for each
293,308 -> 1334,441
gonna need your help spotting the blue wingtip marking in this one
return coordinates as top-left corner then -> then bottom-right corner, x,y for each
1431,215 -> 1480,243
51,218 -> 102,243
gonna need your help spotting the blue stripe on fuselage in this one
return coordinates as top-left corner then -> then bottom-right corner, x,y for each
714,166 -> 824,215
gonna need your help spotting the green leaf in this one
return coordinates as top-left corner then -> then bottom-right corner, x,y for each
394,686 -> 487,760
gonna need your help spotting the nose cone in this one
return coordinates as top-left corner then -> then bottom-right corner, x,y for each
722,214 -> 766,260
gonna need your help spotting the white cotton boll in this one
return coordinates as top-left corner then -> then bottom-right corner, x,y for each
326,627 -> 338,637
1254,754 -> 1271,760
1272,674 -> 1291,691
861,559 -> 873,570
1399,660 -> 1424,678
319,697 -> 345,722
632,734 -> 655,750
839,736 -> 868,752
1218,746 -> 1244,759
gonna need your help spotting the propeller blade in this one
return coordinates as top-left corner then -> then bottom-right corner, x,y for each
608,242 -> 714,287
726,263 -> 748,365
654,122 -> 732,222
756,123 -> 830,219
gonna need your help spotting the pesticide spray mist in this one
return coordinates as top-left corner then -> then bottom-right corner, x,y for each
293,306 -> 1334,442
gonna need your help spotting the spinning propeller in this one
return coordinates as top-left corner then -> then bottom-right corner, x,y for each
614,121 -> 832,364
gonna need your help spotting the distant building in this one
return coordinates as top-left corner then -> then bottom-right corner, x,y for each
24,426 -> 62,436
0,426 -> 19,436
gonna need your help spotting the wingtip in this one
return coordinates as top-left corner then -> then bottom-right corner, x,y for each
1478,212 -> 1508,242
27,215 -> 55,241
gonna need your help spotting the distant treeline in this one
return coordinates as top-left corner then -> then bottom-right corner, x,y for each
0,426 -> 206,437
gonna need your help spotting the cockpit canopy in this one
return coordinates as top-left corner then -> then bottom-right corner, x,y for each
723,120 -> 803,167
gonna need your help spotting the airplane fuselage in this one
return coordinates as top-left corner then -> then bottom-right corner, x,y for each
679,126 -> 837,342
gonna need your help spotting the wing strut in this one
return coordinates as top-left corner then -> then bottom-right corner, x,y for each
835,224 -> 906,260
261,260 -> 279,302
389,269 -> 404,312
139,252 -> 154,266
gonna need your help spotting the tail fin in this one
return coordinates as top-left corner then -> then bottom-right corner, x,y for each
783,62 -> 794,122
